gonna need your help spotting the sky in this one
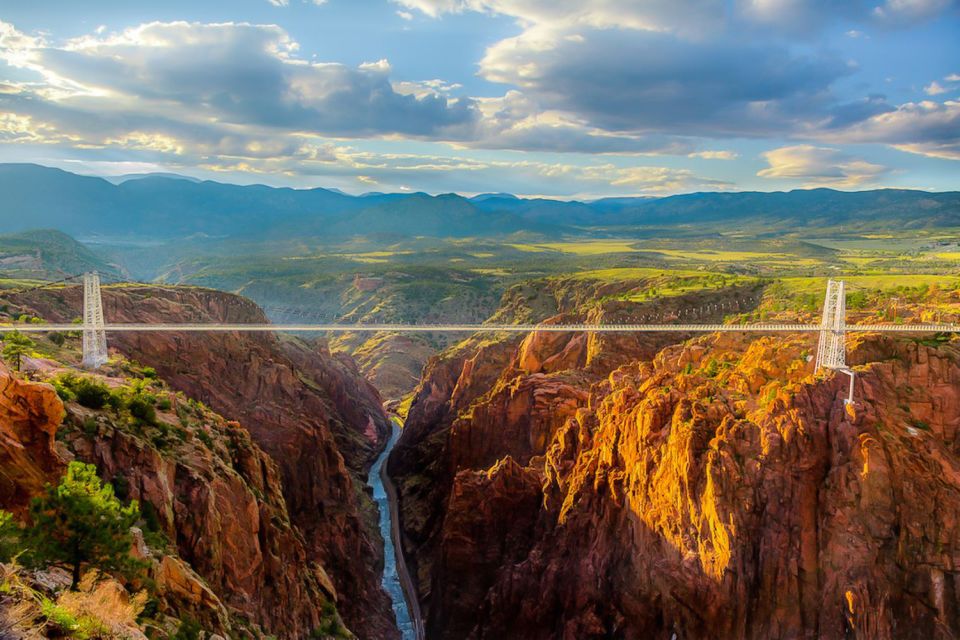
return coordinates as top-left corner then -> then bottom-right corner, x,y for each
0,0 -> 957,198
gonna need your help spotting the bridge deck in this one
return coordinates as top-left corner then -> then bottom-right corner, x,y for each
2,323 -> 959,333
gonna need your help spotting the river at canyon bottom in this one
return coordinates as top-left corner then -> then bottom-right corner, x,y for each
369,417 -> 420,639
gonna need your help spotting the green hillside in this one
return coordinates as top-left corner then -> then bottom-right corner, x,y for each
0,229 -> 119,279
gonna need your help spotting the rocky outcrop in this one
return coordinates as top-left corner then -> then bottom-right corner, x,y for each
21,285 -> 398,639
0,363 -> 64,514
392,273 -> 960,638
390,285 -> 748,621
341,333 -> 436,403
62,391 -> 333,637
411,328 -> 960,638
1,353 -> 351,636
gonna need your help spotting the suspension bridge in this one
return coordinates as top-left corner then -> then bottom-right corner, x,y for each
2,273 -> 958,402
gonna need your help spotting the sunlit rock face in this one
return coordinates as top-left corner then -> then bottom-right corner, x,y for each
393,306 -> 960,639
0,363 -> 65,514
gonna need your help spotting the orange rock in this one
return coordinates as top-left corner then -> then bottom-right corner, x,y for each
0,362 -> 65,514
395,312 -> 960,638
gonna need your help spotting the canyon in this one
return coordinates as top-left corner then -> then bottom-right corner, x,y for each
6,274 -> 960,638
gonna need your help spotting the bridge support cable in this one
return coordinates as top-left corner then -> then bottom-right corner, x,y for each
815,279 -> 854,404
81,272 -> 109,370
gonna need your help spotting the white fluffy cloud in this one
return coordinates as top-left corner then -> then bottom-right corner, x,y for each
392,0 -> 724,33
873,0 -> 955,22
396,0 -> 956,32
0,19 -> 701,158
758,144 -> 891,186
825,100 -> 960,160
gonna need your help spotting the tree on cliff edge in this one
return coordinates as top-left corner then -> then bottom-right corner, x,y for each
2,331 -> 34,371
25,462 -> 140,590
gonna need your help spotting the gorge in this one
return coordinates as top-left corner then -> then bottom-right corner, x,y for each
6,268 -> 960,638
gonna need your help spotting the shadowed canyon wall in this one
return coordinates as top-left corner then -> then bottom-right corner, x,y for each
19,285 -> 399,639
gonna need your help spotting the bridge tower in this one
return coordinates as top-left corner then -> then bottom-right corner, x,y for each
815,279 -> 854,403
82,271 -> 108,369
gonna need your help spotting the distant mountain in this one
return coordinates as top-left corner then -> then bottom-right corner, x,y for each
0,163 -> 958,240
105,172 -> 203,185
470,193 -> 519,202
0,229 -> 120,278
593,189 -> 960,230
0,164 -> 357,238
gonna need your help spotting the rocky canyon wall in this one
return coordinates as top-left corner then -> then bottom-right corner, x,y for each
18,285 -> 398,639
391,281 -> 960,639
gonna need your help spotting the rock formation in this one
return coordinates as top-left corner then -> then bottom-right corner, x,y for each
391,280 -> 960,638
17,285 -> 399,639
0,365 -> 64,514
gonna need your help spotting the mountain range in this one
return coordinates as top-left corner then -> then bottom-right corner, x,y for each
1,163 -> 958,240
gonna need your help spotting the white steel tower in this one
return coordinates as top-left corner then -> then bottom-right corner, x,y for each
82,272 -> 108,369
815,279 -> 854,403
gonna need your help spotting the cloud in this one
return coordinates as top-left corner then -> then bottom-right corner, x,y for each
0,20 -> 479,144
392,0 -> 725,34
396,0 -> 955,34
825,99 -> 960,160
689,150 -> 739,160
925,81 -> 948,95
479,26 -> 851,137
267,0 -> 289,6
581,164 -> 732,192
757,144 -> 891,186
0,19 -> 708,157
873,0 -> 955,22
462,90 -> 697,154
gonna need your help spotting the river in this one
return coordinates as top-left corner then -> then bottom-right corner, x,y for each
369,417 -> 424,640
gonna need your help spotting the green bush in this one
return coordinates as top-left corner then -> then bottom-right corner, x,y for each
48,332 -> 66,347
51,378 -> 76,402
156,397 -> 172,411
702,359 -> 720,378
196,429 -> 215,450
107,389 -> 125,413
173,617 -> 203,640
81,417 -> 98,436
66,376 -> 112,410
127,395 -> 157,425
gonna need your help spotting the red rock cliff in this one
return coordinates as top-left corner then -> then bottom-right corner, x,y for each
392,280 -> 960,638
22,285 -> 398,640
0,363 -> 64,514
389,283 -> 755,631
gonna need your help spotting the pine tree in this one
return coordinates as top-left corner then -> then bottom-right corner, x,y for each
25,462 -> 140,590
2,331 -> 35,372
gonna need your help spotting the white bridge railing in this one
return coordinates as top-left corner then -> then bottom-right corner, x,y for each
4,273 -> 957,404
